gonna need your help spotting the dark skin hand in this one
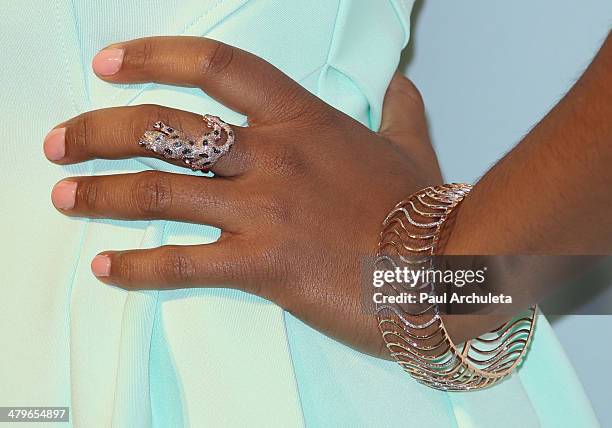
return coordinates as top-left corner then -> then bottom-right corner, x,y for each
45,31 -> 611,358
44,36 -> 442,358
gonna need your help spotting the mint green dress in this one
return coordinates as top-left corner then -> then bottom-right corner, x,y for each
0,0 -> 599,426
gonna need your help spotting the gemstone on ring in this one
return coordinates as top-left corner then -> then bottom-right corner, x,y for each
138,114 -> 234,171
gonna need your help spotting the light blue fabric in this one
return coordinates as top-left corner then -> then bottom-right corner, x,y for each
0,0 -> 598,426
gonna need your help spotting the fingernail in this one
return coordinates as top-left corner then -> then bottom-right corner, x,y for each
91,255 -> 112,277
43,128 -> 66,161
92,48 -> 124,76
51,180 -> 77,210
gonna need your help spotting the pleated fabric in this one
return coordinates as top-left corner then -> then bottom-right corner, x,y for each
0,0 -> 598,426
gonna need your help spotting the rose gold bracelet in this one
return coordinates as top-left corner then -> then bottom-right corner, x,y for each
375,183 -> 537,391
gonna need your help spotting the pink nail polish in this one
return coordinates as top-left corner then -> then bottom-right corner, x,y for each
43,128 -> 66,161
92,48 -> 124,76
91,255 -> 112,277
51,180 -> 77,210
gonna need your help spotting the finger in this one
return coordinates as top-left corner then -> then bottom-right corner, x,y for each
92,36 -> 319,124
43,104 -> 254,176
379,72 -> 431,152
51,171 -> 246,231
91,242 -> 271,295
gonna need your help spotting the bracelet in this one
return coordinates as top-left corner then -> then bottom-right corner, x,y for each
375,183 -> 537,391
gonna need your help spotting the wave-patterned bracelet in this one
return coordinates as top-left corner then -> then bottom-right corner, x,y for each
375,183 -> 537,391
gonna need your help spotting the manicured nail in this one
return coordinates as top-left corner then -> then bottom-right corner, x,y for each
51,180 -> 77,210
92,48 -> 124,76
91,255 -> 112,277
43,128 -> 66,161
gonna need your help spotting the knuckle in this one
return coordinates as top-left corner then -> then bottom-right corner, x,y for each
78,179 -> 100,211
263,144 -> 310,178
131,171 -> 173,216
198,40 -> 234,77
256,244 -> 295,305
156,246 -> 197,284
68,112 -> 91,154
239,244 -> 288,299
126,39 -> 155,70
263,243 -> 292,282
267,88 -> 328,127
114,253 -> 138,285
254,194 -> 293,224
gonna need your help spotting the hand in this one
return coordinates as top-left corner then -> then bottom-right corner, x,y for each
44,36 -> 441,357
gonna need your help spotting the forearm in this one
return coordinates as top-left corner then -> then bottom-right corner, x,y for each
444,32 -> 612,256
439,32 -> 612,343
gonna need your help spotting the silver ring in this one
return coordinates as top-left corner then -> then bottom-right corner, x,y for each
139,114 -> 235,171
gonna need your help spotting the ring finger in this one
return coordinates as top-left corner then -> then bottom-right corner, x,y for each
51,170 -> 248,231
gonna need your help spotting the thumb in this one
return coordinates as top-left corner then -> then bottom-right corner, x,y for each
379,72 -> 431,152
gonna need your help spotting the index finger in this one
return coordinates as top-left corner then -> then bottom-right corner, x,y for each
92,36 -> 319,124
